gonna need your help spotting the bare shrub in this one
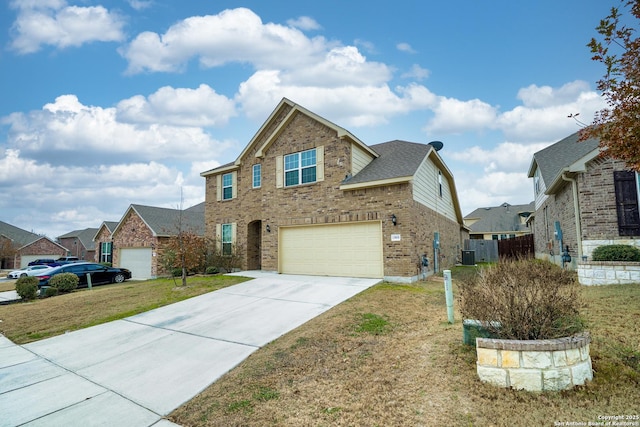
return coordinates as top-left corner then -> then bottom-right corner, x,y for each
458,258 -> 585,340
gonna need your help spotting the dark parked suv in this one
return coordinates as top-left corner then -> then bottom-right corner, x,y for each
36,262 -> 132,288
28,259 -> 56,266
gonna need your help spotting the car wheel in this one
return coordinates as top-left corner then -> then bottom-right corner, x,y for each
113,273 -> 125,283
20,273 -> 27,277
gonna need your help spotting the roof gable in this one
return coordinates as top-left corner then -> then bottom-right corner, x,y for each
201,98 -> 377,177
528,132 -> 600,187
464,202 -> 535,233
58,228 -> 99,250
113,203 -> 205,237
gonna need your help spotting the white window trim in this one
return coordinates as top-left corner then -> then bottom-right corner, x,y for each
252,164 -> 261,188
284,148 -> 317,187
222,173 -> 233,200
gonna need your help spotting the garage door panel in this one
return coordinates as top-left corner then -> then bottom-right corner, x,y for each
280,222 -> 383,278
119,248 -> 152,280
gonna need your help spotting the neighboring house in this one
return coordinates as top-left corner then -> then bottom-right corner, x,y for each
464,202 -> 534,240
58,228 -> 99,261
527,132 -> 640,269
93,221 -> 119,264
110,203 -> 205,279
201,98 -> 467,282
0,221 -> 67,269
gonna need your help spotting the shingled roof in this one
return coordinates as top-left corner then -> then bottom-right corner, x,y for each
58,228 -> 99,251
464,202 -> 535,234
342,140 -> 432,185
0,220 -> 42,246
528,132 -> 600,189
115,202 -> 205,237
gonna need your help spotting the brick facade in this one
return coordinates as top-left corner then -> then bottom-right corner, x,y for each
17,238 -> 66,268
112,211 -> 160,277
205,108 -> 464,281
533,156 -> 640,267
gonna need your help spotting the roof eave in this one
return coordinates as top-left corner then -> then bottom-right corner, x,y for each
340,176 -> 413,191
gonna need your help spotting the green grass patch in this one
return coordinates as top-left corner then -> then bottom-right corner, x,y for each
354,313 -> 390,335
0,275 -> 250,344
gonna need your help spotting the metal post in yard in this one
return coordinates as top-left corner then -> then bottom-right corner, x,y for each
443,269 -> 454,324
86,273 -> 92,290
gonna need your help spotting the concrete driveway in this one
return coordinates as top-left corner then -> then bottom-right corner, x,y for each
0,272 -> 380,427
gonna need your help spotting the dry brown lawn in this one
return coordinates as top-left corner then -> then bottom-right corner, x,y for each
0,275 -> 249,343
170,276 -> 640,427
0,278 -> 16,292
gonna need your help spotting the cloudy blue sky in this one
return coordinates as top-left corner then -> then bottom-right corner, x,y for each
0,0 -> 614,238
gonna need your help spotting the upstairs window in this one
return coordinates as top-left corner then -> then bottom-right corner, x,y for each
252,164 -> 261,188
285,149 -> 316,187
438,171 -> 443,197
222,173 -> 233,200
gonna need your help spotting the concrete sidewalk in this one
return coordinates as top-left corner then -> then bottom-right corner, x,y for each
0,272 -> 380,427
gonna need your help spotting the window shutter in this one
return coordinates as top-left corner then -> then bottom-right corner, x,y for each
316,146 -> 324,182
614,171 -> 640,236
216,224 -> 222,251
276,155 -> 283,188
232,171 -> 238,199
231,222 -> 237,245
216,175 -> 222,201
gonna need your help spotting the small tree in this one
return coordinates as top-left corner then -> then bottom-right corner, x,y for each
161,231 -> 208,286
581,0 -> 640,171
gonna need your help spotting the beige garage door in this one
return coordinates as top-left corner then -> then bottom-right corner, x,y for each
279,221 -> 383,278
119,248 -> 152,280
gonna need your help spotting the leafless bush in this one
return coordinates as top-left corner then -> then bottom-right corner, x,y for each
458,258 -> 585,340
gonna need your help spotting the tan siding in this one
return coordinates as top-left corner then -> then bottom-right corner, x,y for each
352,143 -> 374,175
412,157 -> 456,222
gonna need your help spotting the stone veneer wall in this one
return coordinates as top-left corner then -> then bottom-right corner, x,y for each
476,334 -> 592,391
578,261 -> 640,285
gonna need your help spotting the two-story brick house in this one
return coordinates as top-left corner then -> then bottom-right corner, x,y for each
201,98 -> 467,282
527,132 -> 640,268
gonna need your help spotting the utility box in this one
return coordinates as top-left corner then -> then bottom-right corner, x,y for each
462,250 -> 475,266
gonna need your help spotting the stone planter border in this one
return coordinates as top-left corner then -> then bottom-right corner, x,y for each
578,261 -> 640,286
476,333 -> 592,392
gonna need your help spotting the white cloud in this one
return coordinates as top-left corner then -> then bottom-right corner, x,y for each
2,95 -> 233,165
496,85 -> 605,142
128,0 -> 152,11
401,64 -> 430,80
426,97 -> 498,134
449,141 -> 549,173
0,149 -> 203,238
116,85 -> 237,127
286,16 -> 321,31
455,170 -> 533,216
120,7 -> 331,74
9,0 -> 125,54
397,42 -> 416,54
236,70 -> 437,127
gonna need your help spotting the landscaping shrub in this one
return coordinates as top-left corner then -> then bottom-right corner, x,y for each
42,287 -> 59,298
206,266 -> 219,275
15,276 -> 38,301
49,273 -> 79,293
458,258 -> 585,340
592,244 -> 640,262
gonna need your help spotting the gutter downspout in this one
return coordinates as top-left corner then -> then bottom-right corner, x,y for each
562,173 -> 583,261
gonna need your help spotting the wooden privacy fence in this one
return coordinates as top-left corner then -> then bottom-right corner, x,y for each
497,234 -> 534,259
463,234 -> 534,264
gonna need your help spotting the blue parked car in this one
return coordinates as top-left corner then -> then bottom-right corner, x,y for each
35,262 -> 132,288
